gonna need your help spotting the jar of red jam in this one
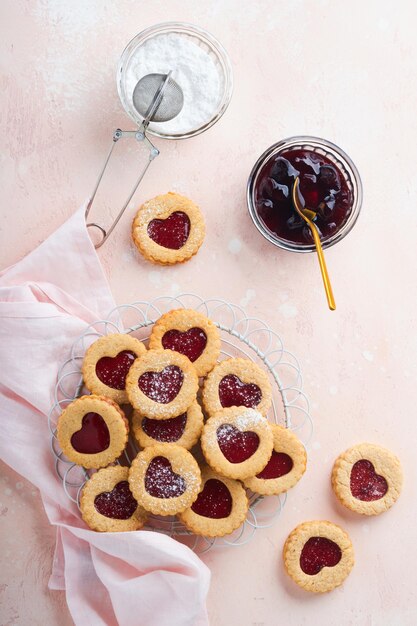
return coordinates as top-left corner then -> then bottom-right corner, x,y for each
247,136 -> 362,252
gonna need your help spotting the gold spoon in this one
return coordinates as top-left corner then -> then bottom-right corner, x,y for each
292,177 -> 336,311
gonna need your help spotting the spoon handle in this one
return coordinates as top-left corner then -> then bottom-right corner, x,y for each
309,223 -> 336,311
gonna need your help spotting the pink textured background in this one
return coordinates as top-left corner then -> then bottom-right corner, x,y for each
1,1 -> 417,624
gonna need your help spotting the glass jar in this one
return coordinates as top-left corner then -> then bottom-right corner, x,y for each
247,136 -> 363,252
117,22 -> 233,140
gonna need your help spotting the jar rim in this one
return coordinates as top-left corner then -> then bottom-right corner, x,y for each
117,22 -> 234,140
246,135 -> 363,253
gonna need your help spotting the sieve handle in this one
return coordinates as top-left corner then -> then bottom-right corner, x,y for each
85,129 -> 159,249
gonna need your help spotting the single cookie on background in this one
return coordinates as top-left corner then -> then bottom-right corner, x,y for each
128,444 -> 201,516
244,424 -> 307,495
202,358 -> 272,417
132,192 -> 205,265
149,309 -> 221,377
80,466 -> 148,532
331,443 -> 402,515
201,407 -> 274,480
178,466 -> 249,537
132,401 -> 204,450
82,333 -> 146,404
126,349 -> 199,419
57,395 -> 129,469
283,520 -> 354,593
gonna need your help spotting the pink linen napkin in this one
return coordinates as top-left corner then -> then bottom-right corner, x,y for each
0,206 -> 210,626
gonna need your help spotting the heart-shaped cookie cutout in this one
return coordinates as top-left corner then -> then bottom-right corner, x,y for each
217,423 -> 260,463
145,456 -> 186,498
191,479 -> 232,519
94,481 -> 137,519
71,412 -> 110,454
218,374 -> 262,409
139,365 -> 184,404
95,350 -> 136,390
162,327 -> 207,363
350,459 -> 388,501
142,413 -> 187,443
256,451 -> 293,479
147,211 -> 191,250
300,537 -> 342,575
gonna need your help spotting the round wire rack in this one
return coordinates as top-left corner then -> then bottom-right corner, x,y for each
49,294 -> 313,552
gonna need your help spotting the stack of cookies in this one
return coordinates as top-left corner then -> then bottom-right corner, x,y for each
56,308 -> 307,537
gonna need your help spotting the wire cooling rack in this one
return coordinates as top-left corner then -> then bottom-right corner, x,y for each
49,294 -> 313,552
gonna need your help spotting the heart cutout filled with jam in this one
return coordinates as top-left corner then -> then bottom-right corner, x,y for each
142,413 -> 187,443
218,374 -> 262,409
71,412 -> 110,454
191,479 -> 232,519
94,481 -> 137,519
95,350 -> 136,390
350,459 -> 388,501
217,424 -> 260,463
139,365 -> 184,404
162,327 -> 207,363
256,451 -> 293,479
300,537 -> 342,575
147,211 -> 191,250
145,456 -> 186,498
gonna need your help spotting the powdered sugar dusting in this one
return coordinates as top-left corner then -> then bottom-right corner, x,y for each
124,32 -> 222,135
138,365 -> 184,404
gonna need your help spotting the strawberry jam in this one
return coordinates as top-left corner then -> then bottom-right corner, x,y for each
218,375 -> 262,409
254,148 -> 353,245
142,413 -> 187,443
256,451 -> 293,479
191,479 -> 232,519
94,481 -> 137,519
70,412 -> 110,454
145,456 -> 186,498
147,211 -> 190,250
217,424 -> 260,463
162,327 -> 207,363
300,537 -> 342,575
138,365 -> 184,404
95,350 -> 136,390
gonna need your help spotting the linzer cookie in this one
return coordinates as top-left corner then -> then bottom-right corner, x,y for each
132,401 -> 204,450
178,467 -> 249,537
149,309 -> 221,377
283,520 -> 354,593
126,349 -> 199,419
202,358 -> 272,417
80,466 -> 148,532
244,424 -> 307,495
201,407 -> 273,480
82,334 -> 146,404
132,192 -> 205,265
331,443 -> 402,516
56,395 -> 129,469
128,444 -> 201,516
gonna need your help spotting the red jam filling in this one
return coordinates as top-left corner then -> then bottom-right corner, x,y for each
350,459 -> 388,501
191,479 -> 232,519
145,456 -> 186,498
138,365 -> 184,404
94,481 -> 137,519
300,537 -> 342,575
147,211 -> 191,250
142,413 -> 187,443
218,374 -> 262,409
256,451 -> 293,479
95,350 -> 136,390
217,424 -> 260,463
254,148 -> 353,245
70,412 -> 110,454
162,327 -> 207,363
